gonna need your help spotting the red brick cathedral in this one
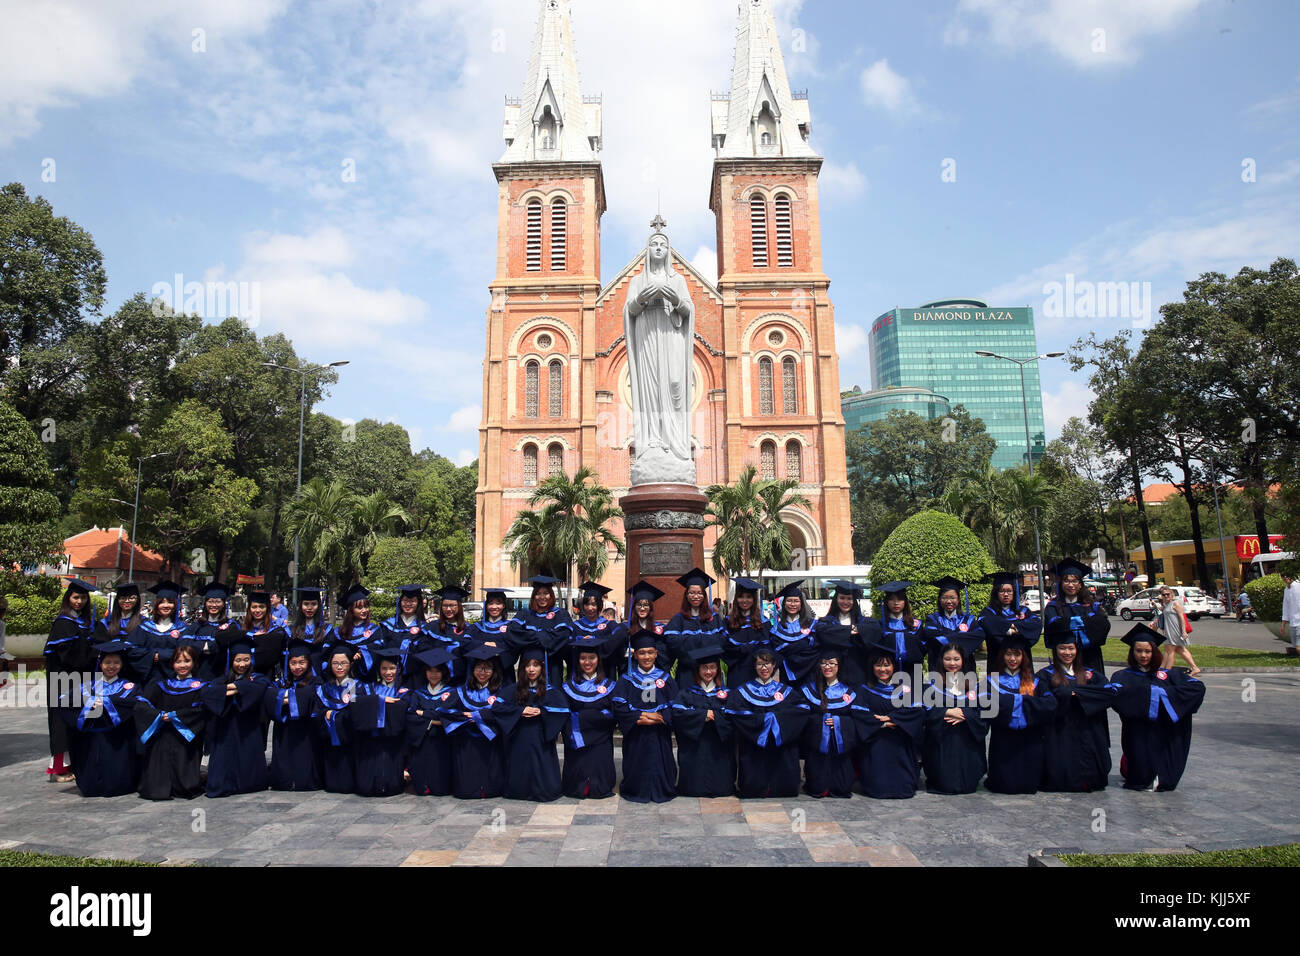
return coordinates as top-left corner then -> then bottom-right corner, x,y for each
475,0 -> 852,594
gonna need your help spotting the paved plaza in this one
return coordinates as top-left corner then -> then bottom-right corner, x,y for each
1,670 -> 1298,867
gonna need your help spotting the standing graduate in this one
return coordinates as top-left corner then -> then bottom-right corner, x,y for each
570,582 -> 628,678
381,583 -> 433,650
721,578 -> 771,688
406,646 -> 455,796
135,644 -> 208,800
240,590 -> 287,680
984,630 -> 1057,794
333,584 -> 384,680
854,640 -> 925,799
497,646 -> 568,801
800,648 -> 862,798
624,580 -> 668,676
921,642 -> 988,795
767,582 -> 820,687
1106,624 -> 1205,791
612,633 -> 678,803
1036,617 -> 1113,792
1042,559 -> 1110,675
506,576 -> 573,688
130,582 -> 188,685
921,577 -> 986,672
670,644 -> 736,797
350,644 -> 411,797
59,641 -> 143,797
313,646 -> 362,794
663,568 -> 727,677
182,581 -> 240,682
202,634 -> 271,797
264,637 -> 321,792
722,648 -> 809,798
439,644 -> 510,799
467,587 -> 514,659
44,578 -> 97,782
977,572 -> 1042,674
95,584 -> 144,677
425,584 -> 470,682
560,638 -> 619,799
292,586 -> 338,676
814,580 -> 870,687
875,581 -> 926,676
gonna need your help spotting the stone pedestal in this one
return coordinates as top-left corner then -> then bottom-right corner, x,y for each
620,483 -> 709,614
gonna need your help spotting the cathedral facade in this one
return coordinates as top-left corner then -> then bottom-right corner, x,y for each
475,0 -> 852,594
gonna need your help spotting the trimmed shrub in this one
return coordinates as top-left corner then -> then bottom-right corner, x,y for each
1245,574 -> 1285,622
869,509 -> 999,617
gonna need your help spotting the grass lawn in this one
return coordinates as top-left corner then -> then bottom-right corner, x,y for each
1062,844 -> 1300,867
0,849 -> 160,867
1099,644 -> 1298,668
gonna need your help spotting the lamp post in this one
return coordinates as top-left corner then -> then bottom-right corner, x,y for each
1178,435 -> 1234,610
973,350 -> 1065,599
130,452 -> 172,580
263,360 -> 349,598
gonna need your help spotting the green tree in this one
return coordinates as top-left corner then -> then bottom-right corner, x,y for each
502,467 -> 623,590
0,400 -> 64,568
349,491 -> 411,578
705,465 -> 812,577
281,477 -> 353,595
364,537 -> 439,591
868,509 -> 998,618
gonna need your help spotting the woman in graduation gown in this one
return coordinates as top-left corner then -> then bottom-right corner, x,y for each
59,641 -> 143,797
95,583 -> 145,677
612,633 -> 678,803
381,583 -> 433,651
406,646 -> 456,796
497,646 -> 568,801
44,578 -> 98,782
1036,617 -> 1113,792
663,568 -> 727,678
506,576 -> 572,689
623,581 -> 668,678
767,582 -> 820,687
722,648 -> 809,798
135,644 -> 209,800
814,580 -> 870,687
671,644 -> 736,797
984,630 -> 1057,794
570,582 -> 628,679
202,633 -> 272,797
800,648 -> 862,798
977,572 -> 1042,675
853,640 -> 925,799
331,584 -> 384,680
239,590 -> 287,680
426,585 -> 471,675
874,581 -> 926,676
921,641 -> 988,795
182,581 -> 241,682
291,586 -> 338,676
130,581 -> 188,685
1042,558 -> 1110,675
560,637 -> 619,798
264,637 -> 321,792
350,644 -> 411,797
467,587 -> 514,662
312,646 -> 362,794
921,577 -> 986,673
1106,624 -> 1205,791
721,578 -> 771,688
438,644 -> 510,799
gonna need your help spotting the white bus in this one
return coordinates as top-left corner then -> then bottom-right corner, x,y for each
749,566 -> 873,618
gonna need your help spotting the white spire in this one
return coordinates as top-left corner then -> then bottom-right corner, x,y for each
500,0 -> 602,163
711,0 -> 815,159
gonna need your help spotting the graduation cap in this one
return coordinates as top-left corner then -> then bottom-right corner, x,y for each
220,633 -> 257,656
931,576 -> 970,613
397,583 -> 427,597
246,590 -> 271,606
370,643 -> 406,663
877,581 -> 913,595
774,581 -> 806,601
526,575 -> 559,589
340,584 -> 370,607
576,581 -> 612,602
482,587 -> 509,601
682,644 -> 724,668
865,637 -> 901,664
1120,622 -> 1166,648
630,631 -> 661,651
113,582 -> 141,599
628,580 -> 665,604
998,628 -> 1039,652
515,645 -> 547,663
568,634 -> 607,655
295,585 -> 324,602
817,643 -> 846,662
64,578 -> 99,596
464,643 -> 508,661
1053,558 -> 1092,580
412,645 -> 453,672
284,637 -> 315,661
1043,615 -> 1078,649
200,581 -> 231,600
92,640 -> 132,658
827,579 -> 865,595
732,577 -> 763,595
436,585 -> 470,603
676,568 -> 713,589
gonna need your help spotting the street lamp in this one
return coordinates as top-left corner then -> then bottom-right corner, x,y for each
262,360 -> 349,597
1177,435 -> 1234,610
130,452 -> 172,580
973,350 -> 1065,599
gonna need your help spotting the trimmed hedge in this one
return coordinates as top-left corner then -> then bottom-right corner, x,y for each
1244,573 -> 1285,622
869,509 -> 998,617
2,594 -> 107,635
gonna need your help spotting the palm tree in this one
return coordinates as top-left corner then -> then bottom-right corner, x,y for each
503,467 -> 624,591
281,477 -> 352,596
705,465 -> 812,578
575,495 -> 627,586
502,507 -> 551,579
349,492 -> 411,578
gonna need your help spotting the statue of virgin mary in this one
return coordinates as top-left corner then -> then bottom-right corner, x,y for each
623,217 -> 696,486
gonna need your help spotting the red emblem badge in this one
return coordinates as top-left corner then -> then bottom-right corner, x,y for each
1085,670 -> 1093,679
124,682 -> 134,690
170,630 -> 180,639
597,622 -> 606,630
488,696 -> 497,705
597,685 -> 607,694
655,679 -> 665,689
774,692 -> 784,702
546,611 -> 555,620
654,625 -> 664,635
1157,670 -> 1168,680
958,623 -> 969,632
190,681 -> 201,689
717,689 -> 728,699
801,628 -> 810,635
409,627 -> 419,634
219,623 -> 229,630
343,694 -> 351,703
498,625 -> 507,632
440,692 -> 450,701
842,692 -> 852,703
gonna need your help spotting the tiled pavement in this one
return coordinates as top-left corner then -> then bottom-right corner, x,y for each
2,672 -> 1298,866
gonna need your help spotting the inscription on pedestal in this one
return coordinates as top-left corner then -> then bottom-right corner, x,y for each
638,542 -> 694,576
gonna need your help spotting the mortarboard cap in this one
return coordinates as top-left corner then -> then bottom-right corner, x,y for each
775,581 -> 805,600
628,580 -> 665,603
931,576 -> 967,594
92,640 -> 131,657
412,646 -> 453,671
114,582 -> 141,599
465,642 -> 507,661
1120,622 -> 1166,648
577,581 -> 612,600
436,585 -> 470,603
732,577 -> 763,595
877,581 -> 913,595
200,581 -> 231,600
247,590 -> 271,606
340,584 -> 370,607
682,644 -> 724,667
630,631 -> 661,651
526,575 -> 559,588
1053,558 -> 1092,580
676,568 -> 713,589
149,580 -> 185,599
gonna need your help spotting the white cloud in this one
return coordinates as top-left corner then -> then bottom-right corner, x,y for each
454,448 -> 477,467
690,246 -> 718,286
820,161 -> 867,200
243,227 -> 353,268
1040,379 -> 1096,441
1258,159 -> 1300,188
442,404 -> 482,432
859,59 -> 923,114
944,0 -> 1205,68
835,320 -> 868,360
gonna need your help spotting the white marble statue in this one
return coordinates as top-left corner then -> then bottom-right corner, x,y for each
624,217 -> 696,486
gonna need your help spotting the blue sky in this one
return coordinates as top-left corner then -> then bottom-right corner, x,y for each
3,0 -> 1296,465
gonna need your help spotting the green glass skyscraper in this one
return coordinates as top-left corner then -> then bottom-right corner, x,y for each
868,300 -> 1046,470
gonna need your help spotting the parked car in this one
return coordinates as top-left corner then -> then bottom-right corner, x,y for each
1021,589 -> 1045,613
1205,596 -> 1227,618
1118,585 -> 1211,621
462,601 -> 484,623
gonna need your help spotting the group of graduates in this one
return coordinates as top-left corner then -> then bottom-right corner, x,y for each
43,556 -> 1205,803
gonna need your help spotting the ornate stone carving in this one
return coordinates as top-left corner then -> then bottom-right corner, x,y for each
624,509 -> 706,531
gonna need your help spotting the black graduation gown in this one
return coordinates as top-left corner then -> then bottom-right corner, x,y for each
135,677 -> 209,800
128,620 -> 181,684
984,673 -> 1057,794
1043,599 -> 1110,675
612,668 -> 679,803
506,609 -> 572,688
201,673 -> 271,796
560,676 -> 618,798
423,620 -> 469,684
312,680 -> 360,793
496,682 -> 568,802
322,624 -> 382,680
264,676 -> 321,791
44,615 -> 94,762
663,613 -> 728,678
465,619 -> 514,683
768,617 -> 820,687
977,606 -> 1042,670
1106,667 -> 1205,791
722,680 -> 810,799
439,685 -> 508,799
813,615 -> 869,687
853,683 -> 925,799
1036,665 -> 1113,792
799,682 -> 863,798
671,684 -> 736,797
406,686 -> 454,796
94,618 -> 150,684
571,616 -> 630,678
59,677 -> 142,797
921,681 -> 989,795
350,684 -> 411,797
920,612 -> 986,672
722,621 -> 771,688
876,617 -> 926,676
181,619 -> 239,682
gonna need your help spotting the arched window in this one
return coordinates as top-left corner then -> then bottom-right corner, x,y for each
523,444 -> 538,486
774,193 -> 793,267
786,440 -> 802,481
782,356 -> 797,413
548,359 -> 563,417
538,106 -> 556,152
750,194 -> 768,268
550,198 -> 566,271
758,356 -> 774,415
760,440 -> 776,480
760,131 -> 772,145
525,360 -> 539,418
526,200 -> 542,271
547,442 -> 563,477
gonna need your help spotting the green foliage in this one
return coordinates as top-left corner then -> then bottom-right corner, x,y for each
1062,844 -> 1300,868
365,537 -> 439,591
939,462 -> 1054,568
868,510 -> 998,617
3,595 -> 60,634
705,465 -> 812,575
0,401 -> 64,568
1244,573 -> 1286,622
503,468 -> 623,589
0,571 -> 62,599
